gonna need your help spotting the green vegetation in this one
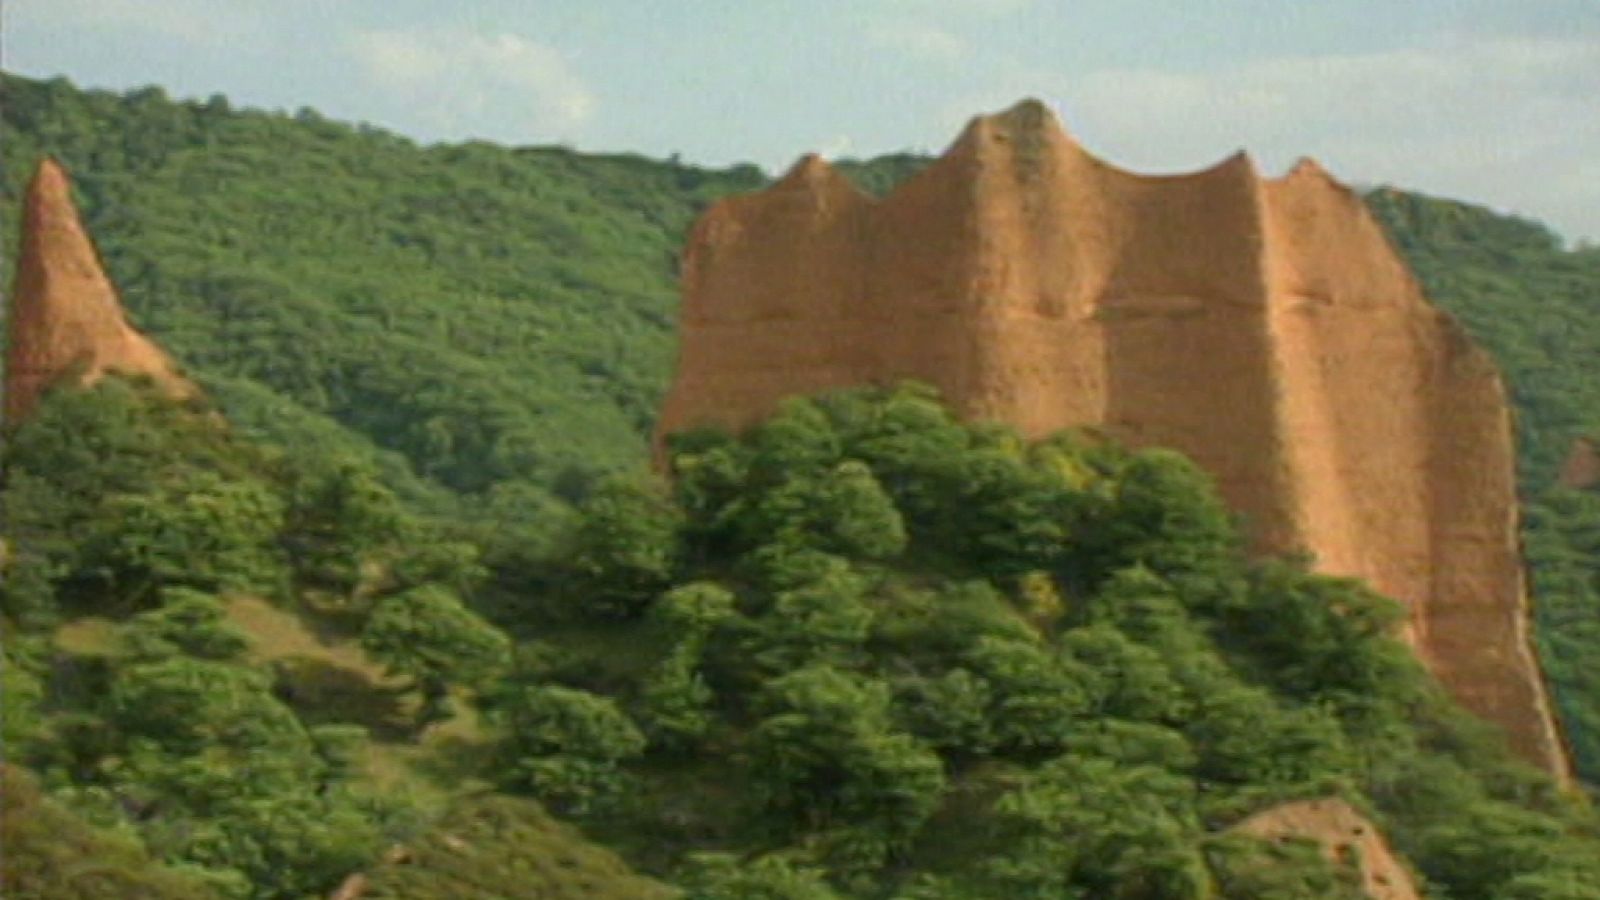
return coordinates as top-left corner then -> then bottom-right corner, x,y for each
0,71 -> 763,530
357,794 -> 673,900
0,764 -> 217,900
3,72 -> 1600,895
9,379 -> 1600,897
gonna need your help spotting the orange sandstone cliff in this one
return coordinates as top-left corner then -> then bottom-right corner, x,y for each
4,158 -> 192,425
655,100 -> 1569,778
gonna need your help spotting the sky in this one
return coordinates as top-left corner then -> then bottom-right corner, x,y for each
6,0 -> 1599,241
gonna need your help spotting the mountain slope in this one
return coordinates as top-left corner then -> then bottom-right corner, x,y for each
0,72 -> 762,521
3,71 -> 1598,782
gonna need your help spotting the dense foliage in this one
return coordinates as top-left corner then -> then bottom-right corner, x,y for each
7,371 -> 1600,896
3,72 -> 1600,895
504,384 -> 1598,898
0,379 -> 504,897
0,71 -> 762,529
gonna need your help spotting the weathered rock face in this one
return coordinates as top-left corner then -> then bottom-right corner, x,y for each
656,100 -> 1570,779
4,158 -> 191,425
1233,798 -> 1419,900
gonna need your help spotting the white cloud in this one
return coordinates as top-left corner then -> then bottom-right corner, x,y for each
941,35 -> 1600,240
868,22 -> 967,61
350,27 -> 594,139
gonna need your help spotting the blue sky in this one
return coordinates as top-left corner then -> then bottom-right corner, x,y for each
7,0 -> 1599,240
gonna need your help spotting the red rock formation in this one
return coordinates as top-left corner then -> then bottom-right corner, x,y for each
1559,437 -> 1599,489
656,100 -> 1570,779
1233,798 -> 1419,900
4,158 -> 192,425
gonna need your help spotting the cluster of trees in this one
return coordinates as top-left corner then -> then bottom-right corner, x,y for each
8,380 -> 1600,897
0,380 -> 506,896
466,384 -> 1598,898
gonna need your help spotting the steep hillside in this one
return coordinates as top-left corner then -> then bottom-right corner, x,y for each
0,72 -> 762,523
3,72 -> 1598,784
7,376 -> 1600,897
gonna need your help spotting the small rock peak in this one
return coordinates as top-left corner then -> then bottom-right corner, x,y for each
31,155 -> 72,203
1218,148 -> 1262,178
1273,157 -> 1356,197
779,152 -> 826,179
770,153 -> 868,210
937,99 -> 1081,186
1289,156 -> 1330,177
776,153 -> 842,188
5,157 -> 194,424
993,98 -> 1065,136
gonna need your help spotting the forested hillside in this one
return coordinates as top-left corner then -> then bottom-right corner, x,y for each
6,378 -> 1600,897
0,72 -> 763,530
3,72 -> 1600,897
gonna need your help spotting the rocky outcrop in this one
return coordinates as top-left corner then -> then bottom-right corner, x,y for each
1559,437 -> 1599,489
656,100 -> 1570,779
1233,798 -> 1419,900
4,157 -> 191,425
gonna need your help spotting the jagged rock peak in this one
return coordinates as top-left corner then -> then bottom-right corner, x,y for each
990,97 -> 1065,137
4,157 -> 193,425
945,97 -> 1077,169
1284,155 -> 1332,178
774,153 -> 862,196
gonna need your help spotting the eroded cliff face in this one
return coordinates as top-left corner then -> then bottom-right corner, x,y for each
656,100 -> 1570,779
4,158 -> 191,425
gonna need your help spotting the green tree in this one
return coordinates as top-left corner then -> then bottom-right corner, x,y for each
361,584 -> 511,725
86,470 -> 286,607
121,588 -> 249,661
280,459 -> 408,596
681,854 -> 844,900
748,666 -> 945,855
499,685 -> 647,814
564,477 -> 684,618
988,755 -> 1208,899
